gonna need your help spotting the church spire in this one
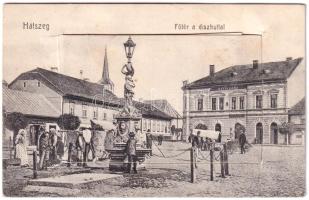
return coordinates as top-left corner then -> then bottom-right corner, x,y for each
98,47 -> 114,92
102,47 -> 109,81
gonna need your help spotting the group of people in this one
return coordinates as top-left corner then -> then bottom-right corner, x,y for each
14,127 -> 65,170
189,131 -> 221,151
75,128 -> 96,166
189,129 -> 247,154
38,128 -> 64,170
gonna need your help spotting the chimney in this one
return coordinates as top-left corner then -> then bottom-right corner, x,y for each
50,67 -> 58,72
183,80 -> 188,86
253,60 -> 259,69
209,65 -> 215,77
286,57 -> 293,61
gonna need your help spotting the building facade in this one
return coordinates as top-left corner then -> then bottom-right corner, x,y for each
9,67 -> 122,129
182,57 -> 303,144
288,98 -> 305,145
3,87 -> 61,148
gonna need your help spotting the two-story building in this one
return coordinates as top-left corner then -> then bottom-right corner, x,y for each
182,57 -> 303,144
9,67 -> 121,128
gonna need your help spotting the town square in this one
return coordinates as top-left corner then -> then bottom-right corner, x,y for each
2,3 -> 306,197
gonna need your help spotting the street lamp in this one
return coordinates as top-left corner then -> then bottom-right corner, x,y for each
123,36 -> 136,61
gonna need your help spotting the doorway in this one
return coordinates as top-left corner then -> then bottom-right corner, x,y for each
256,123 -> 263,144
270,123 -> 278,144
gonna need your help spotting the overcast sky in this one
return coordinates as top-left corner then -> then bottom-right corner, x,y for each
3,4 -> 305,113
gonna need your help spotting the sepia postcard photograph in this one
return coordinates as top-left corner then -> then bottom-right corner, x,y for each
1,3 -> 306,197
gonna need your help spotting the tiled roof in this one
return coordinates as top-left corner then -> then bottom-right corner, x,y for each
143,99 -> 181,119
9,68 -> 121,106
289,97 -> 305,115
185,58 -> 303,89
118,98 -> 172,120
3,87 -> 61,118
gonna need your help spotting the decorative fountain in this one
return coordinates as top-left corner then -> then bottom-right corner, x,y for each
106,36 -> 151,171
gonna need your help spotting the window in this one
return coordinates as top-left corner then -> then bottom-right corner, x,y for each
147,120 -> 151,130
232,97 -> 236,110
219,97 -> 224,110
184,97 -> 187,110
197,98 -> 203,111
212,98 -> 217,110
143,119 -> 147,131
69,102 -> 75,115
239,96 -> 244,110
103,113 -> 107,120
270,94 -> 277,108
23,82 -> 26,87
82,104 -> 87,118
93,109 -> 98,119
157,121 -> 160,132
152,120 -> 155,131
38,81 -> 41,87
256,95 -> 263,109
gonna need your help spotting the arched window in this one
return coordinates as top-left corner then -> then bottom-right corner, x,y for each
270,123 -> 278,144
215,123 -> 221,132
234,123 -> 245,139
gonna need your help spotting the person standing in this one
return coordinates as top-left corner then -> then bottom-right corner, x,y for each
56,131 -> 64,162
158,134 -> 163,145
135,124 -> 146,147
82,128 -> 92,166
125,132 -> 137,174
49,128 -> 58,166
192,131 -> 203,150
239,129 -> 247,154
146,129 -> 153,156
15,129 -> 29,167
76,131 -> 85,166
38,128 -> 50,170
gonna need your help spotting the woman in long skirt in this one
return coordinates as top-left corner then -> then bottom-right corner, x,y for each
15,129 -> 29,167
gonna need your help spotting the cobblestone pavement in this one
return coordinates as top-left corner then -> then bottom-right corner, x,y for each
2,141 -> 305,197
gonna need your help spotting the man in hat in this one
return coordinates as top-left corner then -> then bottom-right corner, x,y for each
125,132 -> 137,174
239,129 -> 247,154
146,129 -> 153,156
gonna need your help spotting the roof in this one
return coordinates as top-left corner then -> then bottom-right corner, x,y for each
134,101 -> 173,120
289,97 -> 305,115
184,57 -> 303,89
3,87 -> 61,118
143,99 -> 181,119
9,67 -> 121,106
118,98 -> 172,120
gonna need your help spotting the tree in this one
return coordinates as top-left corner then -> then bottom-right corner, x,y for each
279,122 -> 294,145
4,112 -> 29,145
57,114 -> 81,130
